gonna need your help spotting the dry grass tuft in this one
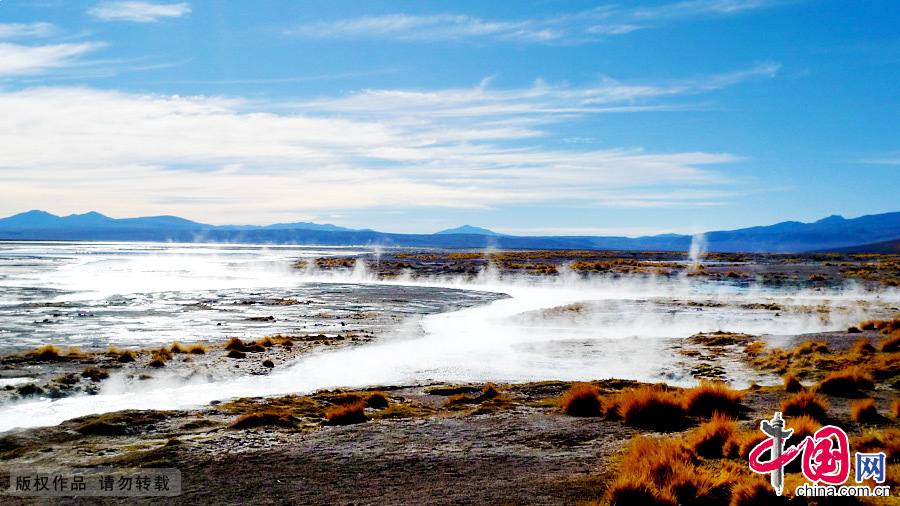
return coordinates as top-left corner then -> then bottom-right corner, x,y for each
618,385 -> 688,431
226,349 -> 246,359
723,429 -> 767,459
169,342 -> 187,354
783,374 -> 802,393
229,410 -> 295,429
257,336 -> 275,348
682,381 -> 744,418
853,428 -> 899,461
781,391 -> 829,421
851,338 -> 876,355
365,391 -> 390,409
324,400 -> 368,426
27,344 -> 64,361
688,413 -> 736,458
730,476 -> 786,506
188,344 -> 206,354
851,398 -> 882,424
893,398 -> 900,419
880,331 -> 900,353
224,337 -> 266,353
817,365 -> 874,397
560,383 -> 602,417
81,367 -> 109,382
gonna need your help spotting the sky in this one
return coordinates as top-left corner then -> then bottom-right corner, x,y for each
0,0 -> 897,236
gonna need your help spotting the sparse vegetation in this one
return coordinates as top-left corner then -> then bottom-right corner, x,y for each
850,398 -> 881,424
617,385 -> 687,431
229,410 -> 295,429
170,342 -> 187,353
560,383 -> 602,417
781,391 -> 829,421
817,366 -> 874,397
880,331 -> 900,353
682,381 -> 744,418
81,367 -> 109,382
324,401 -> 368,426
188,344 -> 207,354
783,374 -> 802,392
365,391 -> 390,409
688,413 -> 736,458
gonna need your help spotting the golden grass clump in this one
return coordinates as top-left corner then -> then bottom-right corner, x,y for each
783,374 -> 802,393
793,340 -> 828,356
28,344 -> 63,361
606,436 -> 730,506
682,381 -> 744,418
81,367 -> 109,382
618,385 -> 688,431
169,342 -> 187,354
188,344 -> 206,354
688,413 -> 736,458
257,336 -> 275,348
850,398 -> 881,424
880,331 -> 900,353
324,400 -> 368,426
729,476 -> 786,506
893,398 -> 900,419
225,337 -> 265,353
853,428 -> 899,461
781,390 -> 829,421
365,391 -> 390,409
560,383 -> 602,417
229,410 -> 295,429
816,365 -> 874,397
723,429 -> 767,459
851,337 -> 876,355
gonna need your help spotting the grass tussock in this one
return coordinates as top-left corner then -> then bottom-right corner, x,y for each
169,342 -> 187,354
606,436 -> 732,506
226,349 -> 246,359
682,381 -> 744,418
560,383 -> 602,417
229,410 -> 295,429
859,318 -> 900,334
365,391 -> 390,409
730,477 -> 787,506
324,400 -> 368,426
880,331 -> 900,353
853,428 -> 899,461
148,357 -> 166,368
23,345 -> 89,363
618,385 -> 688,431
225,337 -> 266,353
851,338 -> 876,355
723,428 -> 767,459
688,413 -> 737,458
107,347 -> 137,363
783,374 -> 802,393
850,398 -> 882,424
893,398 -> 900,419
817,365 -> 874,397
781,391 -> 829,421
81,367 -> 109,382
188,344 -> 206,354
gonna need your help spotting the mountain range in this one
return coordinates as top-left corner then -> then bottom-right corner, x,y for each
1,210 -> 899,253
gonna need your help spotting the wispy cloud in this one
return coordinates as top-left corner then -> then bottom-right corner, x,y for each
0,64 -> 772,223
285,1 -> 785,44
0,42 -> 104,77
88,1 -> 191,23
0,22 -> 56,39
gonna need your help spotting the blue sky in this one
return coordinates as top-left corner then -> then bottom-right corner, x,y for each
0,0 -> 897,235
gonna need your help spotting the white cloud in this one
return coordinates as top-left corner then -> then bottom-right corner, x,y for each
88,2 -> 191,23
0,65 -> 772,223
0,22 -> 56,39
285,1 -> 785,43
0,42 -> 103,77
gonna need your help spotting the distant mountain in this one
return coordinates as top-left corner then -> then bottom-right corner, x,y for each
1,210 -> 898,253
820,238 -> 900,254
435,225 -> 503,236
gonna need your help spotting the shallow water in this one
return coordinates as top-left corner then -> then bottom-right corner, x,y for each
0,241 -> 897,432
